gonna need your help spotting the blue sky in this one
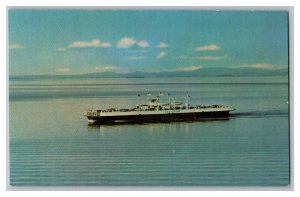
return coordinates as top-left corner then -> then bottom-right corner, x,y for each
9,10 -> 288,75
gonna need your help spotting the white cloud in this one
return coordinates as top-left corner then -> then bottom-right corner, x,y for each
137,40 -> 149,48
117,37 -> 137,48
156,51 -> 167,59
117,37 -> 150,48
68,39 -> 111,48
241,63 -> 275,69
176,66 -> 203,71
194,44 -> 221,51
195,55 -> 228,60
9,44 -> 25,49
127,56 -> 147,60
157,42 -> 170,48
55,68 -> 71,73
93,65 -> 122,72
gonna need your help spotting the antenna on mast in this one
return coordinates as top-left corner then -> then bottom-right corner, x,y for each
184,94 -> 190,109
136,93 -> 140,109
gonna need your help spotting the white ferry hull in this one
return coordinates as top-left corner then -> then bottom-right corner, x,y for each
84,107 -> 234,124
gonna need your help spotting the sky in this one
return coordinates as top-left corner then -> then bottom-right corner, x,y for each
8,9 -> 289,75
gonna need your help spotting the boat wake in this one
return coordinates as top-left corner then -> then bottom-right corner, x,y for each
231,110 -> 288,118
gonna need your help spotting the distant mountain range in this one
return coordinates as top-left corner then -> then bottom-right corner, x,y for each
10,67 -> 288,80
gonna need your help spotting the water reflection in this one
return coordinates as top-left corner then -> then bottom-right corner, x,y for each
86,119 -> 232,138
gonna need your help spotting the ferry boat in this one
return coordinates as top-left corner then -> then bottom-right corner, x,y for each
83,92 -> 235,124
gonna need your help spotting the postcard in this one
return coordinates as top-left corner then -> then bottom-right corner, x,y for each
8,8 -> 290,187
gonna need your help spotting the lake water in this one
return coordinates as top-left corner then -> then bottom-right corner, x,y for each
9,76 -> 290,186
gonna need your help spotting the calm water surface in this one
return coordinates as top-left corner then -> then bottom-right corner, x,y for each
9,76 -> 289,186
